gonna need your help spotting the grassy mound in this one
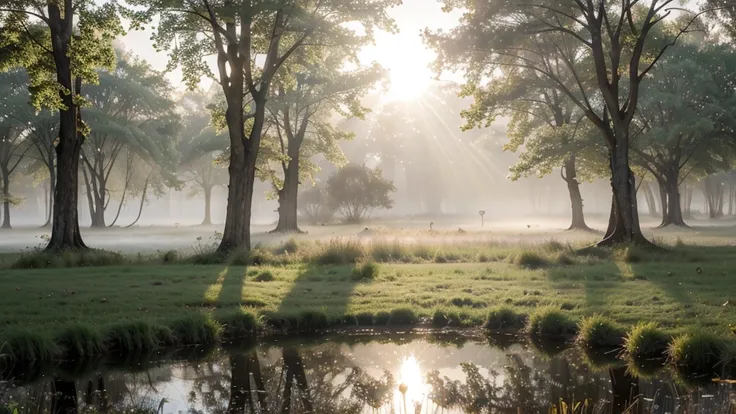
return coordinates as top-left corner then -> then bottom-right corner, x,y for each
575,315 -> 626,348
623,322 -> 670,360
525,307 -> 576,338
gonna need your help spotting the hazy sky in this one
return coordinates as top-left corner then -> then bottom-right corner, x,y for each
117,0 -> 461,95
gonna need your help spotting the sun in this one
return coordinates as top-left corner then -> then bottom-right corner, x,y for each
385,63 -> 432,101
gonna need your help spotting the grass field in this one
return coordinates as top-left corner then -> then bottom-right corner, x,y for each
1,229 -> 735,367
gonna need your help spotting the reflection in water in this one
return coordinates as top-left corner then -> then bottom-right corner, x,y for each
1,335 -> 734,414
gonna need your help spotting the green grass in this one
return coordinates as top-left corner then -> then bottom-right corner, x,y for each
575,315 -> 626,348
1,241 -> 735,362
525,307 -> 577,338
623,321 -> 670,360
667,332 -> 727,371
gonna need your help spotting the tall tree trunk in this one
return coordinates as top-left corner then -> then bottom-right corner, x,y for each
44,170 -> 55,228
664,174 -> 687,227
642,182 -> 658,217
1,171 -> 11,229
599,142 -> 648,246
45,10 -> 86,250
202,185 -> 212,225
561,156 -> 590,231
272,154 -> 301,233
81,165 -> 96,226
218,98 -> 265,252
124,173 -> 151,229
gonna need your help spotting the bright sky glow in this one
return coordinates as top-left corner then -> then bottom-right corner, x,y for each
116,0 -> 460,101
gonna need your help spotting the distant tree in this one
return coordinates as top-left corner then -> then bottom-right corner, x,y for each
261,51 -> 383,233
1,0 -> 123,250
80,51 -> 180,228
326,164 -> 395,223
131,0 -> 399,252
631,42 -> 736,227
179,106 -> 229,226
298,185 -> 334,224
0,70 -> 33,228
426,0 -> 704,245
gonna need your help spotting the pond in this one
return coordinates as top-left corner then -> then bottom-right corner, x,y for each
1,332 -> 734,413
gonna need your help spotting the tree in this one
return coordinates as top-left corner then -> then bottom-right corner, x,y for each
179,110 -> 229,226
426,0 -> 704,245
298,185 -> 334,224
457,48 -> 606,230
326,163 -> 395,223
80,51 -> 179,228
507,120 -> 607,230
631,42 -> 736,227
262,52 -> 383,233
131,0 -> 398,252
1,0 -> 123,250
0,70 -> 33,228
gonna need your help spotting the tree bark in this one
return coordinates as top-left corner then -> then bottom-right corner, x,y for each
561,157 -> 590,231
598,143 -> 649,246
124,173 -> 150,228
43,171 -> 55,228
272,153 -> 301,233
642,182 -> 658,217
202,185 -> 212,225
218,97 -> 264,252
1,170 -> 10,229
45,5 -> 87,251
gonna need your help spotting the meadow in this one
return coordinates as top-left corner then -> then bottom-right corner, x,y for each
1,217 -> 735,373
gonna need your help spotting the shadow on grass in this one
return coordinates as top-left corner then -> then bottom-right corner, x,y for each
271,264 -> 362,330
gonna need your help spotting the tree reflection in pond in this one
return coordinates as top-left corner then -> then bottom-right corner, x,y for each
1,338 -> 733,413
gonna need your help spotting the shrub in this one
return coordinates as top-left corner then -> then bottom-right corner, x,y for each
313,239 -> 365,265
624,322 -> 669,360
253,271 -> 275,282
161,250 -> 179,264
353,261 -> 379,281
484,307 -> 524,331
525,307 -> 576,338
281,238 -> 300,255
298,186 -> 335,224
510,250 -> 549,269
667,332 -> 725,370
57,324 -> 104,357
219,309 -> 261,340
326,164 -> 396,223
575,315 -> 625,348
388,308 -> 418,325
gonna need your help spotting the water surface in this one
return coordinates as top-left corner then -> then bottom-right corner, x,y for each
1,333 -> 733,413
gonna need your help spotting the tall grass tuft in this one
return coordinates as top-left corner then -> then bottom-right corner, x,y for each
623,322 -> 669,360
484,306 -> 525,331
218,308 -> 261,340
352,260 -> 379,281
575,315 -> 625,348
12,249 -> 125,269
168,314 -> 222,345
509,250 -> 550,269
388,308 -> 418,325
312,239 -> 365,265
0,329 -> 57,362
525,307 -> 576,338
57,324 -> 104,357
667,332 -> 725,372
105,321 -> 163,351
